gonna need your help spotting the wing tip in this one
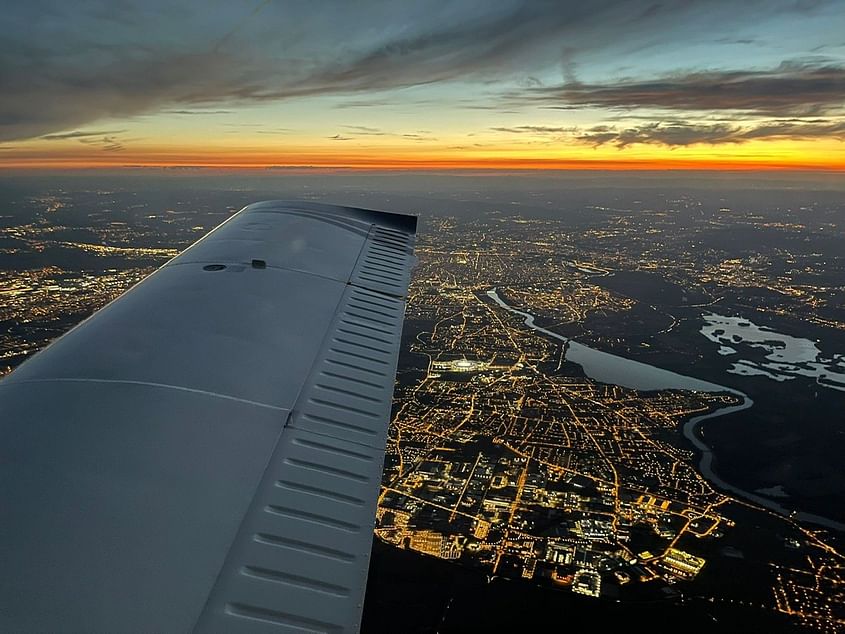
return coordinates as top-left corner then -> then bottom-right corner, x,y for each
242,200 -> 418,234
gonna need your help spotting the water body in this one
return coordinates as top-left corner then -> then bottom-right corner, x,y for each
683,407 -> 845,532
488,288 -> 736,394
700,312 -> 845,392
487,288 -> 845,532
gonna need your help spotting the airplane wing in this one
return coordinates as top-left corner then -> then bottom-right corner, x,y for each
0,201 -> 417,633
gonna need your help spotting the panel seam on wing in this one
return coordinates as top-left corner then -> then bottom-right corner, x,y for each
0,378 -> 288,411
189,410 -> 295,632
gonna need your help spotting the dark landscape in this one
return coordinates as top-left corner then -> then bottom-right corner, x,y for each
1,170 -> 842,632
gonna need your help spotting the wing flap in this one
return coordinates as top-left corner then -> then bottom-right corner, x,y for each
195,264 -> 411,632
195,427 -> 387,633
289,286 -> 407,447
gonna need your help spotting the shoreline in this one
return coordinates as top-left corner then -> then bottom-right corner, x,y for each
683,403 -> 845,532
486,287 -> 845,533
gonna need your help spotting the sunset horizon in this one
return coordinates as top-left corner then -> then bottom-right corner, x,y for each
4,158 -> 845,172
2,1 -> 843,174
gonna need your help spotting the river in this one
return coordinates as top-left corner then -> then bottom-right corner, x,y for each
486,288 -> 845,532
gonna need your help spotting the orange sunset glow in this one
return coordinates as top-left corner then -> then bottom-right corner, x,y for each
4,136 -> 844,172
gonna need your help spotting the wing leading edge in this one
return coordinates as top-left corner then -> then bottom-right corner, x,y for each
0,201 -> 417,633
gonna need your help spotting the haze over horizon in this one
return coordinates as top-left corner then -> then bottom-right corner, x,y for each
1,0 -> 844,171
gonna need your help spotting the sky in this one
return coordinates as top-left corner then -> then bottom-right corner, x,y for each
1,0 -> 844,170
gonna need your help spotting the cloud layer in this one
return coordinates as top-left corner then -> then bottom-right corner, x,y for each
494,117 -> 845,148
1,0 -> 836,142
530,61 -> 845,117
573,119 -> 845,147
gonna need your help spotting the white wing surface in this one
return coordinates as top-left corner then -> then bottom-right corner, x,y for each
0,201 -> 417,633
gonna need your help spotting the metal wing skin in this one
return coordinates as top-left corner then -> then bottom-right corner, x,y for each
0,201 -> 417,633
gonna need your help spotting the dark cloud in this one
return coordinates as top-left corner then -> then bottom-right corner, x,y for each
568,119 -> 845,147
342,125 -> 387,135
492,125 -> 571,135
334,126 -> 437,141
163,109 -> 234,115
491,116 -> 845,146
402,133 -> 438,141
530,61 -> 845,116
39,128 -> 128,151
278,1 -> 804,101
77,134 -> 126,151
0,0 -> 838,141
331,98 -> 417,109
40,129 -> 126,140
715,37 -> 759,45
101,138 -> 125,152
